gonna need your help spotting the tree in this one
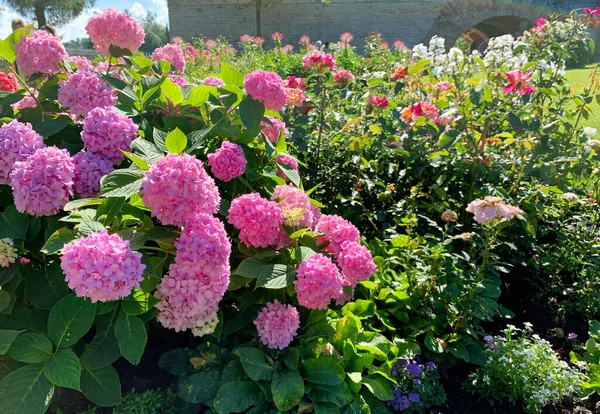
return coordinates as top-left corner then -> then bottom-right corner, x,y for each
63,37 -> 93,49
3,0 -> 96,27
139,12 -> 168,55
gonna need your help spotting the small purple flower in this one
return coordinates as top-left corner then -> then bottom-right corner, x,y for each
484,335 -> 495,349
427,361 -> 437,370
413,379 -> 422,386
406,362 -> 424,377
568,332 -> 578,340
408,393 -> 420,403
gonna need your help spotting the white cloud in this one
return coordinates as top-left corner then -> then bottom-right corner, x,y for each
129,3 -> 148,21
151,0 -> 168,25
57,8 -> 101,42
0,9 -> 28,40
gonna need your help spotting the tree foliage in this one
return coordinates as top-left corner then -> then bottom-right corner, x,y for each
2,0 -> 96,27
139,13 -> 168,55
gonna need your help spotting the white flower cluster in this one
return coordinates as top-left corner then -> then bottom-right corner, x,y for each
0,238 -> 17,268
411,36 -> 466,76
483,34 -> 528,71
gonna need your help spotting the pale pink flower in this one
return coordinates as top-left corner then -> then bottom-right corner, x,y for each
314,214 -> 360,255
285,88 -> 304,107
336,241 -> 377,286
244,70 -> 287,111
152,44 -> 186,74
275,155 -> 299,180
295,254 -> 344,309
15,30 -> 68,77
302,50 -> 337,71
228,193 -> 283,248
0,120 -> 44,185
254,300 -> 300,350
85,8 -> 145,54
261,116 -> 287,143
333,70 -> 355,86
58,70 -> 117,117
207,141 -> 247,182
466,196 -> 524,224
203,76 -> 225,87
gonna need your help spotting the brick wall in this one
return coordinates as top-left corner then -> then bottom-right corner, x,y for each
168,0 -> 600,49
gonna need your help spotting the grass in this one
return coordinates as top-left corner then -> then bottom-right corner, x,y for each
565,64 -> 600,129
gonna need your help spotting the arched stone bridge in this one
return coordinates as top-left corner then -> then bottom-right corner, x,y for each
168,0 -> 600,49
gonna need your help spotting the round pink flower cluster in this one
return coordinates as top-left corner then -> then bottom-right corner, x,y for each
155,214 -> 231,336
275,155 -> 299,180
0,120 -> 44,185
58,70 -> 117,117
10,147 -> 75,216
285,88 -> 304,107
254,300 -> 300,349
207,141 -> 247,182
466,196 -> 524,224
60,230 -> 144,302
15,30 -> 68,77
68,56 -> 93,71
302,50 -> 337,71
72,152 -> 113,198
243,70 -> 288,111
401,101 -> 439,124
81,106 -> 138,164
202,76 -> 225,87
367,95 -> 389,108
333,70 -> 355,86
261,116 -> 287,143
336,241 -> 377,285
85,8 -> 145,54
95,60 -> 123,80
273,185 -> 314,228
169,75 -> 190,87
314,214 -> 360,254
433,81 -> 452,91
11,93 -> 37,111
228,193 -> 283,248
141,154 -> 220,226
152,44 -> 186,74
295,254 -> 344,309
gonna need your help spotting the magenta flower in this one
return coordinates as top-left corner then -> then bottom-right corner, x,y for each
10,147 -> 74,216
15,30 -> 68,77
72,152 -> 113,198
314,214 -> 360,254
261,116 -> 287,143
61,230 -> 144,302
207,141 -> 247,182
244,70 -> 288,111
228,193 -> 283,248
85,7 -> 145,54
504,70 -> 536,95
169,75 -> 190,87
141,154 -> 220,227
275,155 -> 299,181
333,70 -> 355,87
271,32 -> 284,42
254,300 -> 300,350
302,50 -> 337,71
58,70 -> 117,117
336,241 -> 377,286
367,95 -> 389,108
202,76 -> 225,87
0,120 -> 44,185
81,106 -> 138,165
295,254 -> 344,309
152,44 -> 186,74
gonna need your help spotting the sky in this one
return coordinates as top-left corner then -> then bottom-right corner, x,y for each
0,0 -> 168,41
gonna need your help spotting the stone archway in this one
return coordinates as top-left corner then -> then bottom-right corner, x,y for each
462,15 -> 532,52
424,0 -> 557,45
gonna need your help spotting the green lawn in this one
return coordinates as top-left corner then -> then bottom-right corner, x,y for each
565,64 -> 600,129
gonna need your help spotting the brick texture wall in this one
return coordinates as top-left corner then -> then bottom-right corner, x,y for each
168,0 -> 600,49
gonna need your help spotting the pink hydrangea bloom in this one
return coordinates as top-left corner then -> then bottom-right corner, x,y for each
152,44 -> 186,74
367,95 -> 389,108
81,106 -> 138,164
285,88 -> 304,107
433,81 -> 452,91
85,8 -> 145,54
244,70 -> 287,111
275,155 -> 299,180
228,193 -> 283,248
207,141 -> 247,182
169,75 -> 190,87
504,70 -> 536,95
0,120 -> 44,185
254,300 -> 300,349
155,214 -> 231,336
302,50 -> 337,71
11,93 -> 37,111
273,185 -> 314,228
58,70 -> 117,117
172,36 -> 184,45
141,154 -> 221,227
10,147 -> 74,216
261,116 -> 287,143
336,241 -> 377,286
466,196 -> 524,224
333,70 -> 355,86
283,76 -> 306,90
72,152 -> 113,198
68,56 -> 94,71
202,76 -> 225,87
94,60 -> 123,80
295,254 -> 344,309
15,30 -> 68,77
314,214 -> 360,254
205,39 -> 218,49
60,230 -> 144,303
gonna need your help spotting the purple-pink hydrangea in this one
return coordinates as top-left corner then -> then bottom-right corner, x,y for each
0,120 -> 44,185
275,155 -> 299,181
58,70 -> 117,117
261,116 -> 287,143
314,214 -> 360,254
85,8 -> 145,55
254,300 -> 300,350
81,106 -> 138,164
273,185 -> 314,228
207,141 -> 247,182
155,214 -> 231,336
141,154 -> 221,226
228,193 -> 283,248
15,30 -> 68,77
294,253 -> 344,309
169,75 -> 190,87
244,70 -> 288,111
152,44 -> 186,74
10,147 -> 75,216
202,76 -> 225,87
68,56 -> 94,71
72,152 -> 113,198
336,241 -> 377,286
60,230 -> 144,302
